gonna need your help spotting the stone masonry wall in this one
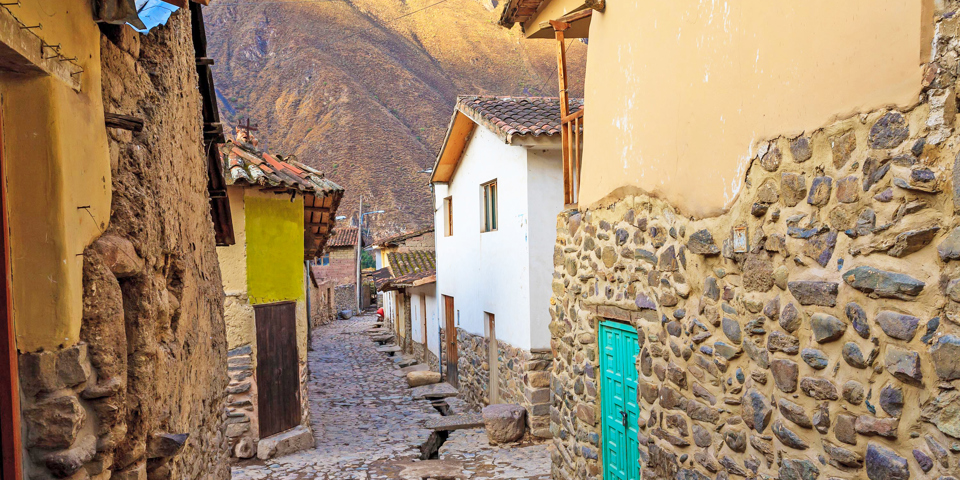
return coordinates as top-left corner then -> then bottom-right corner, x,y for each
335,284 -> 356,313
15,13 -> 229,480
410,339 -> 441,371
225,346 -> 258,458
549,9 -> 960,480
456,329 -> 553,438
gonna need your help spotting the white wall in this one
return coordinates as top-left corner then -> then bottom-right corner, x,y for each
526,148 -> 565,349
409,284 -> 440,359
434,126 -> 562,351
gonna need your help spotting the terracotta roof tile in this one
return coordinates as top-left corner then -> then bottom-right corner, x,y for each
457,96 -> 583,141
220,140 -> 343,196
328,227 -> 359,247
386,250 -> 436,277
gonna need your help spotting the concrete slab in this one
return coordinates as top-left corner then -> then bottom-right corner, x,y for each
410,382 -> 459,400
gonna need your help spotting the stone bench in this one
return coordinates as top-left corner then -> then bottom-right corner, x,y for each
376,345 -> 401,356
423,413 -> 484,431
410,382 -> 458,400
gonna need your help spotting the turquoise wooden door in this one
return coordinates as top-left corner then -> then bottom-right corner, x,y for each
600,321 -> 641,480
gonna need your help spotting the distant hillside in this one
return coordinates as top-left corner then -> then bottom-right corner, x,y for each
204,0 -> 586,235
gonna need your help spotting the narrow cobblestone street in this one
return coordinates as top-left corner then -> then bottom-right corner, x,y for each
231,315 -> 551,480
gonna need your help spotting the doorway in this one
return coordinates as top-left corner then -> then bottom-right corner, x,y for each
419,295 -> 427,361
485,312 -> 498,404
254,301 -> 301,438
599,320 -> 640,480
0,97 -> 21,480
443,295 -> 458,387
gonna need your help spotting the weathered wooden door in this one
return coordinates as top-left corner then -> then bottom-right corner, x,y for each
443,295 -> 458,387
486,313 -> 498,404
419,295 -> 428,360
255,301 -> 301,438
599,320 -> 640,480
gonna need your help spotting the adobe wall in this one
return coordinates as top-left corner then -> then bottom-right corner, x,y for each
315,246 -> 358,286
14,14 -> 228,480
550,11 -> 960,480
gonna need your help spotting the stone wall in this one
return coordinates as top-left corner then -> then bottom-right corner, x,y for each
549,11 -> 960,479
454,329 -> 553,438
13,13 -> 230,480
410,339 -> 441,371
335,284 -> 356,313
310,281 -> 337,327
225,346 -> 258,458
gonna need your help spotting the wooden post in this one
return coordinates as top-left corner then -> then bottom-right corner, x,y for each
551,20 -> 572,205
0,98 -> 23,480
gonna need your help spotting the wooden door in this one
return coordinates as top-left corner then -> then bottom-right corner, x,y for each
443,295 -> 458,387
0,96 -> 21,480
255,301 -> 301,438
419,295 -> 427,361
486,313 -> 498,404
599,320 -> 640,480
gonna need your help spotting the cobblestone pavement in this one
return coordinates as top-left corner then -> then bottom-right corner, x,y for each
231,315 -> 551,480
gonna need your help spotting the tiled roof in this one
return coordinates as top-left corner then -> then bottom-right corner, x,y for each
457,96 -> 584,141
328,227 -> 359,247
374,227 -> 434,247
221,141 -> 343,197
371,268 -> 394,290
378,269 -> 436,291
386,250 -> 436,277
498,0 -> 549,28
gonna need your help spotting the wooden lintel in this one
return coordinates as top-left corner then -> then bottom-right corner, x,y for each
104,113 -> 145,132
305,206 -> 331,213
557,9 -> 592,24
196,57 -> 215,66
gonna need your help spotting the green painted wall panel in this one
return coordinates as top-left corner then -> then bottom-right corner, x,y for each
245,194 -> 304,304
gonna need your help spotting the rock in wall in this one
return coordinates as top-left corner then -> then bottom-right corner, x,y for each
549,8 -> 960,480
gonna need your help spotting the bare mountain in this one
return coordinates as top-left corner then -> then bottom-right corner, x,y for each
204,0 -> 585,234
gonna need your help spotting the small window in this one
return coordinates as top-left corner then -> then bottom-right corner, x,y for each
320,253 -> 330,266
481,180 -> 497,232
444,196 -> 453,236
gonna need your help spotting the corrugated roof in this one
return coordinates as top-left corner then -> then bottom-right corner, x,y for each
221,141 -> 344,197
457,96 -> 583,142
328,227 -> 359,247
386,250 -> 436,277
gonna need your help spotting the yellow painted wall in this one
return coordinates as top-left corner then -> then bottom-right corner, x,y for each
245,189 -> 305,304
218,187 -> 309,363
0,1 -> 111,352
571,0 -> 927,216
218,187 -> 255,351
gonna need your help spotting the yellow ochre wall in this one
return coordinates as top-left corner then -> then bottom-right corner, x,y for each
218,188 -> 308,363
574,0 -> 928,216
245,191 -> 304,304
0,1 -> 111,352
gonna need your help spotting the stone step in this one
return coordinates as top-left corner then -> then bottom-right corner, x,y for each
370,334 -> 395,343
423,412 -> 484,431
410,382 -> 458,400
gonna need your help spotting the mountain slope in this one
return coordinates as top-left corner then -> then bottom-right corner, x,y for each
204,0 -> 586,234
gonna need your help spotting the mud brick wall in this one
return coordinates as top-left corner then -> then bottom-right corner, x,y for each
456,329 -> 553,438
549,14 -> 960,480
14,13 -> 229,480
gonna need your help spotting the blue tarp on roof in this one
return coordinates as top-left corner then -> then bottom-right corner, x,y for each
130,0 -> 179,33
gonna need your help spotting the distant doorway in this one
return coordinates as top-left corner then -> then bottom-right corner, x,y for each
419,295 -> 428,361
485,312 -> 498,404
443,295 -> 458,387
